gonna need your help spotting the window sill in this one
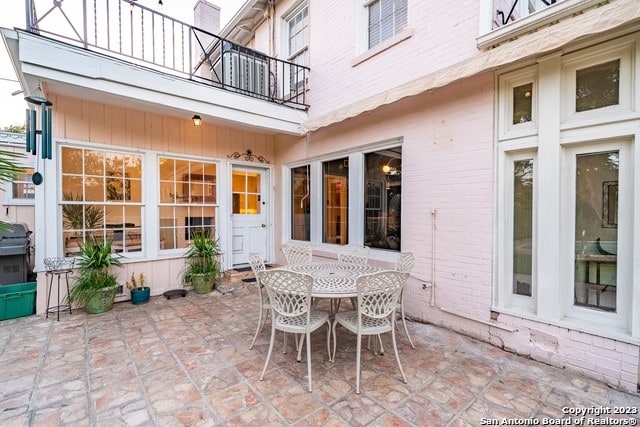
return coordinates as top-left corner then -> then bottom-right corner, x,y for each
352,28 -> 413,68
492,306 -> 640,345
4,199 -> 35,206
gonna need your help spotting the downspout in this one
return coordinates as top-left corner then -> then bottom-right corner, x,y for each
422,209 -> 437,307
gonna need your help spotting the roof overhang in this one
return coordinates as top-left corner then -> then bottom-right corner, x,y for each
1,28 -> 306,136
301,0 -> 640,133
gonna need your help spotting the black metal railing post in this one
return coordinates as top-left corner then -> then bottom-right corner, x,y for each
22,0 -> 309,110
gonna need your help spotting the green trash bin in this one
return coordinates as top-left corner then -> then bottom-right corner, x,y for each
0,282 -> 37,321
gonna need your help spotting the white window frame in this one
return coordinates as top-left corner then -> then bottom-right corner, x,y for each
354,0 -> 410,58
496,150 -> 537,313
498,65 -> 538,140
283,1 -> 309,64
5,164 -> 36,205
157,154 -> 219,254
560,140 -> 633,333
494,34 -> 640,341
58,143 -> 145,258
561,37 -> 636,127
282,139 -> 403,263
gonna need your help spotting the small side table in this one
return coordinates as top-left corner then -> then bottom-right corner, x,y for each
44,257 -> 75,321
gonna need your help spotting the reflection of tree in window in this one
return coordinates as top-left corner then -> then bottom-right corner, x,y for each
576,60 -> 620,112
513,159 -> 533,296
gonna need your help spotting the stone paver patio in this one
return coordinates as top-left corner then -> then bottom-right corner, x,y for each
1,278 -> 639,426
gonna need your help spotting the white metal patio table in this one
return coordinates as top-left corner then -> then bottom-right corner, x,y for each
285,262 -> 384,298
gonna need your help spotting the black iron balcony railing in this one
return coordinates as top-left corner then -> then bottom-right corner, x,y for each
495,0 -> 558,27
25,0 -> 309,109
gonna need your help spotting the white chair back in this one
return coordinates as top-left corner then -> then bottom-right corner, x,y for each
336,244 -> 370,265
394,252 -> 415,273
356,270 -> 407,320
281,244 -> 313,265
259,269 -> 313,318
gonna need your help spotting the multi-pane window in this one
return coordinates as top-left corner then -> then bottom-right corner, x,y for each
323,158 -> 349,244
574,151 -> 618,312
9,167 -> 35,202
364,149 -> 402,251
291,165 -> 310,241
286,4 -> 309,92
232,170 -> 260,215
159,157 -> 217,250
368,0 -> 407,49
61,147 -> 142,255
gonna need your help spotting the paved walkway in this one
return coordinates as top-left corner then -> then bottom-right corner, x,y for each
1,279 -> 639,426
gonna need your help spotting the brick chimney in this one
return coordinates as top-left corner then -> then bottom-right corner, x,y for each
193,1 -> 221,80
194,0 -> 221,36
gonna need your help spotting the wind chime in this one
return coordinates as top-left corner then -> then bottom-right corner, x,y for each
24,88 -> 53,185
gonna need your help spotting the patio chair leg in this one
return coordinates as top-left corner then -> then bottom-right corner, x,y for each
306,330 -> 313,392
391,322 -> 407,384
249,305 -> 265,350
355,333 -> 362,394
260,325 -> 277,381
331,320 -> 338,362
297,334 -> 305,362
400,308 -> 415,348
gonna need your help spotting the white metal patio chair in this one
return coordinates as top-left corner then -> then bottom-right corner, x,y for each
334,244 -> 371,311
248,252 -> 271,350
336,244 -> 370,265
332,270 -> 409,394
281,243 -> 313,265
394,251 -> 416,348
258,269 -> 331,392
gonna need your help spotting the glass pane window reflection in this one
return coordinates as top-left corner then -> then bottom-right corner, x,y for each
574,151 -> 618,312
576,59 -> 620,112
364,149 -> 401,251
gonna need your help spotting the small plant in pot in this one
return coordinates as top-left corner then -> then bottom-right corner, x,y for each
126,273 -> 150,305
68,238 -> 123,314
182,230 -> 222,294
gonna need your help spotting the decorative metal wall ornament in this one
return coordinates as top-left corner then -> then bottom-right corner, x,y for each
24,87 -> 54,185
227,149 -> 270,164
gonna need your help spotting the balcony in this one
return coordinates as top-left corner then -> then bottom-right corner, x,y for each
24,0 -> 309,110
478,0 -> 606,49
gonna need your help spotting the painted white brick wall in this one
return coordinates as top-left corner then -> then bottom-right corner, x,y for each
266,1 -> 640,394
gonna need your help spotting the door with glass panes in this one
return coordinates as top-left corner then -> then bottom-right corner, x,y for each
231,166 -> 269,265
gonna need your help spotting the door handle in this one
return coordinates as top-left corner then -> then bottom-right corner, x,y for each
261,224 -> 266,228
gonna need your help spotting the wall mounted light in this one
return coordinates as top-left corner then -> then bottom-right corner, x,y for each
192,114 -> 202,126
382,157 -> 401,175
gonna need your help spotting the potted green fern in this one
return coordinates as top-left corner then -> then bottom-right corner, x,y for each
182,230 -> 222,294
68,238 -> 123,313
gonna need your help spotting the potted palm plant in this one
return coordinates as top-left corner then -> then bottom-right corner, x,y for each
126,273 -> 150,305
182,230 -> 222,294
68,238 -> 123,313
